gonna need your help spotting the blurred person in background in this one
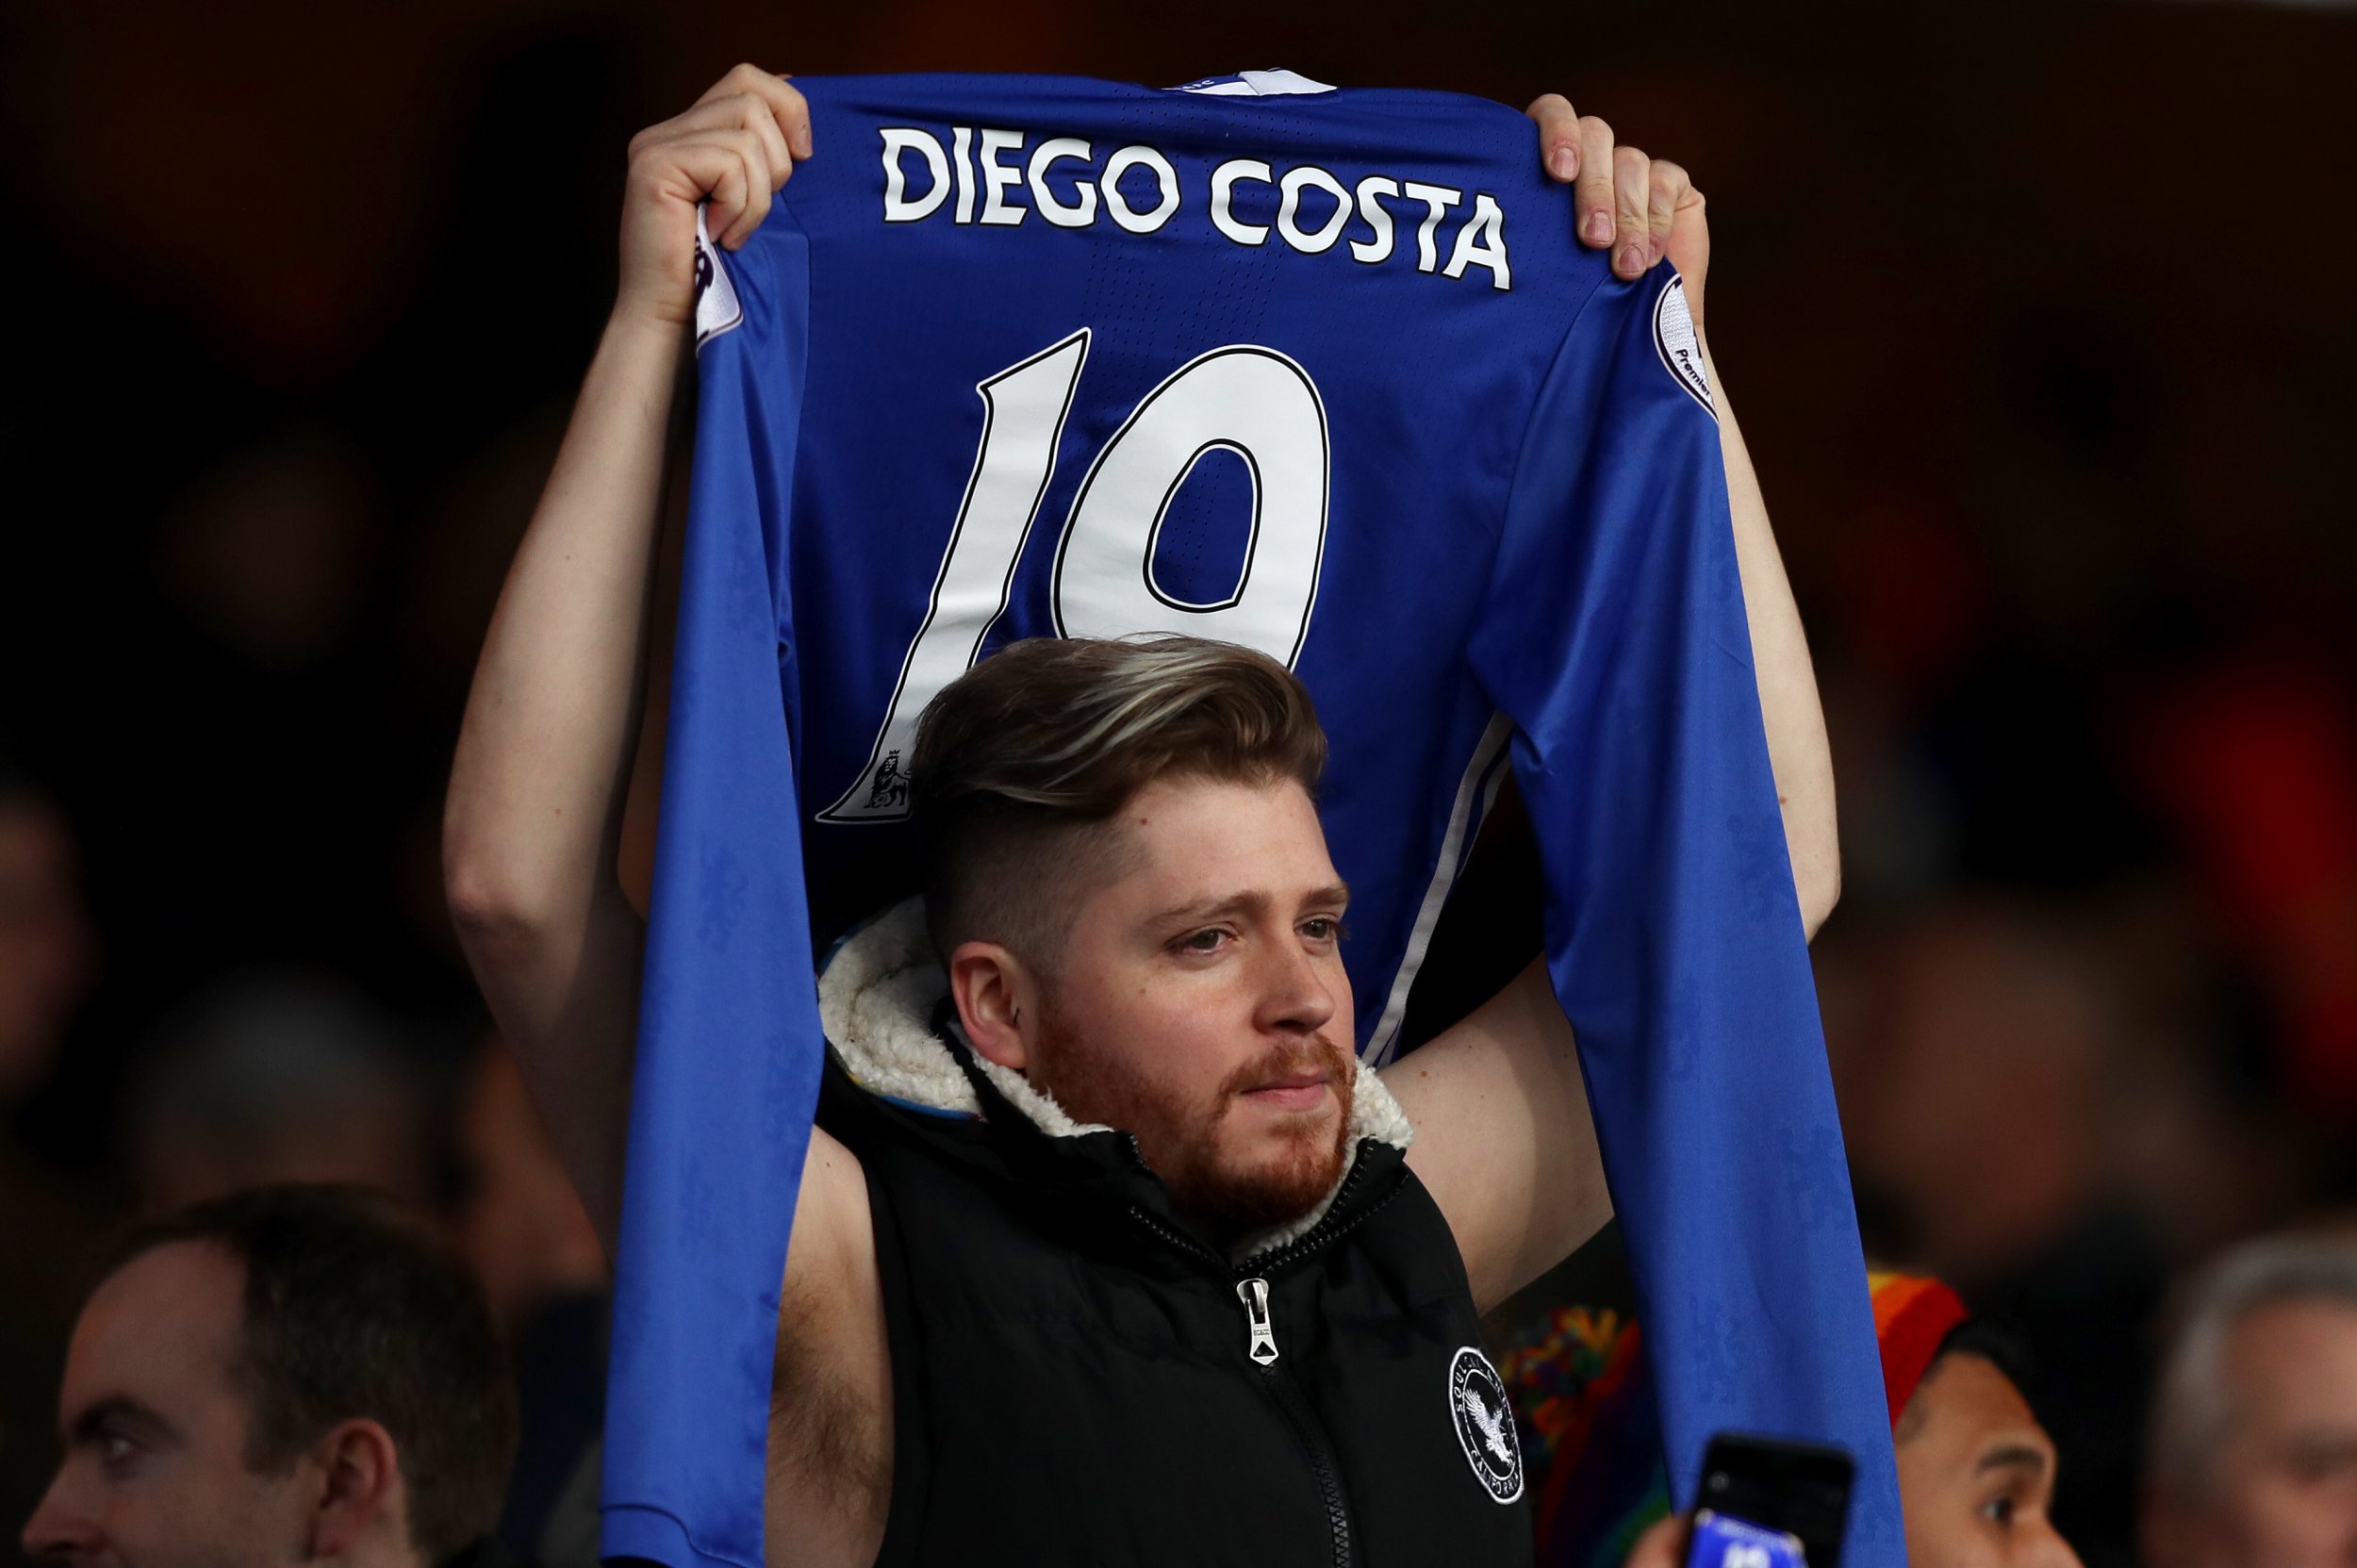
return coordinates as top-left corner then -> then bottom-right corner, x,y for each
2143,1232 -> 2357,1568
22,1183 -> 517,1568
449,1036 -> 606,1566
1504,1274 -> 2080,1568
1827,898 -> 2167,1568
133,431 -> 404,986
0,732 -> 107,1539
124,974 -> 434,1213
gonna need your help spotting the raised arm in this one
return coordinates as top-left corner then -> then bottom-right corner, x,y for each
441,66 -> 812,1247
1704,320 -> 1842,935
1525,95 -> 1839,934
1392,118 -> 1841,1311
1386,955 -> 1607,1312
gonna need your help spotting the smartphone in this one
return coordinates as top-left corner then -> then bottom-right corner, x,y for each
1683,1432 -> 1856,1568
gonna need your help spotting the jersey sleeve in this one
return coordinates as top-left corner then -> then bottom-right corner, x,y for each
600,218 -> 822,1568
1471,270 -> 1904,1565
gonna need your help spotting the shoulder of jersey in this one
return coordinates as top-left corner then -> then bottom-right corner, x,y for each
1650,272 -> 1715,418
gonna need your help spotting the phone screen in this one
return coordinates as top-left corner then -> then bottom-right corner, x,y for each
1685,1432 -> 1855,1568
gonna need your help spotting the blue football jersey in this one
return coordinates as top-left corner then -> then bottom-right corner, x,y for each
614,70 -> 1901,1568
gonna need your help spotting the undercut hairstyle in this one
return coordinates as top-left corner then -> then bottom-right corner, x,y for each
94,1184 -> 519,1562
2148,1232 -> 2357,1504
911,635 -> 1327,968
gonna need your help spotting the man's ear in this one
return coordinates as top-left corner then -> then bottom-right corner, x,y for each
304,1418 -> 403,1560
949,941 -> 1036,1071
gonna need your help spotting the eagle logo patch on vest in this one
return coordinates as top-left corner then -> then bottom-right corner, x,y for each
1447,1345 -> 1524,1503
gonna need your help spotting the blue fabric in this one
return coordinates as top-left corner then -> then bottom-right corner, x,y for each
611,71 -> 1901,1568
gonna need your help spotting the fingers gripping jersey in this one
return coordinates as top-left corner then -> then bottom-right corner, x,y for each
613,72 -> 1902,1568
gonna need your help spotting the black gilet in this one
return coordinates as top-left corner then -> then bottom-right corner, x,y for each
814,1034 -> 1537,1568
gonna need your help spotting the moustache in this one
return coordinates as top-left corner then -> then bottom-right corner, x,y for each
1215,1032 -> 1354,1105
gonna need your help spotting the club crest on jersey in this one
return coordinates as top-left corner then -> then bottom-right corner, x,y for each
1447,1345 -> 1525,1503
693,207 -> 745,350
1653,273 -> 1713,417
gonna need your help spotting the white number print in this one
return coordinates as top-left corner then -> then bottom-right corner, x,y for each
822,330 -> 1331,823
1052,346 -> 1328,646
817,333 -> 1087,822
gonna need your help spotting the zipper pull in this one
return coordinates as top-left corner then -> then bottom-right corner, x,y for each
1237,1277 -> 1279,1366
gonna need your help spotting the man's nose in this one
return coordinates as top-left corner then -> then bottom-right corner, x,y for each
2028,1518 -> 2085,1568
21,1473 -> 101,1561
1255,932 -> 1338,1034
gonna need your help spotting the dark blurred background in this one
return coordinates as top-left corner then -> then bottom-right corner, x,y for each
2,2 -> 2353,1564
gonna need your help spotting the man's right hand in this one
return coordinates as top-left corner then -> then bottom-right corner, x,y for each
617,65 -> 812,331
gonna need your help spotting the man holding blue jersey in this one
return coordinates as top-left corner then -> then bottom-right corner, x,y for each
446,66 -> 1840,1568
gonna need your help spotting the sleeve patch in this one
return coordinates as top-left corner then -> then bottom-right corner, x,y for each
695,206 -> 746,350
1652,273 -> 1714,418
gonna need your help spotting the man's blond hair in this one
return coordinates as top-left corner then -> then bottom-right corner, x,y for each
910,635 -> 1326,968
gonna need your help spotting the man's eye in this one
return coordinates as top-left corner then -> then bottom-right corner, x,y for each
1178,929 -> 1227,953
99,1432 -> 138,1469
1981,1495 -> 2016,1527
1301,917 -> 1341,942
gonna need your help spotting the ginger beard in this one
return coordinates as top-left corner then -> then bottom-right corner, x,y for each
1029,994 -> 1357,1236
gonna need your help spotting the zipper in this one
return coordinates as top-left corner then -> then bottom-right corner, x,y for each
1119,1131 -> 1381,1278
1236,1153 -> 1376,1276
1125,1194 -> 1224,1269
1118,1133 -> 1364,1568
1237,1278 -> 1279,1365
1236,1273 -> 1356,1568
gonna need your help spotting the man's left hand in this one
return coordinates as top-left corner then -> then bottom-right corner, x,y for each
1525,95 -> 1705,290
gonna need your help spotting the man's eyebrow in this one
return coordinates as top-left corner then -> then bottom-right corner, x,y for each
1975,1443 -> 2051,1477
66,1394 -> 174,1446
1147,891 -> 1267,928
1145,883 -> 1350,929
1302,882 -> 1351,911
